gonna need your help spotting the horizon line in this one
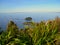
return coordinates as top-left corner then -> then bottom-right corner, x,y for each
0,12 -> 60,14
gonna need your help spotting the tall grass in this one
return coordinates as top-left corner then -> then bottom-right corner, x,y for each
0,17 -> 60,45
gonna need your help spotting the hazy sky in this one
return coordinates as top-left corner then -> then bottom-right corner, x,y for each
0,0 -> 60,13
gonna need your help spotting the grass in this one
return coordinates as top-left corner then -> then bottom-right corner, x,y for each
0,17 -> 60,45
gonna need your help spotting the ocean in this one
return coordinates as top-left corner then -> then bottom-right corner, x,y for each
0,12 -> 60,31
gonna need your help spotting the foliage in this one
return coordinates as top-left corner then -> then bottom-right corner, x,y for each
0,17 -> 60,45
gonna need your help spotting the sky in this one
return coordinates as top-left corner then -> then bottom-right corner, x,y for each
0,0 -> 60,13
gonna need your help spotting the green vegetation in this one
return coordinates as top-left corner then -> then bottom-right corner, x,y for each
0,17 -> 60,45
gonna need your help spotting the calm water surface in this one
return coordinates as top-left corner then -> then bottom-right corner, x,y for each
0,12 -> 60,31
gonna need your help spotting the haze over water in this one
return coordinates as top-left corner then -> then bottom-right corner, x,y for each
0,0 -> 60,30
0,12 -> 60,30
